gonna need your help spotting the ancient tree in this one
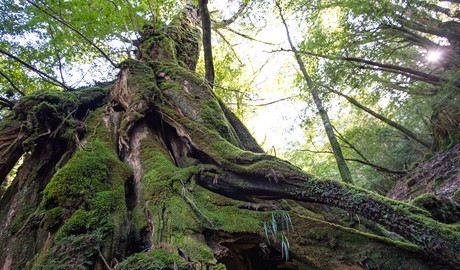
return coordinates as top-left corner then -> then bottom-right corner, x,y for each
0,3 -> 459,270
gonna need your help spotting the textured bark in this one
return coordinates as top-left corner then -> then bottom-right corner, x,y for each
0,4 -> 458,270
0,123 -> 24,186
198,0 -> 215,86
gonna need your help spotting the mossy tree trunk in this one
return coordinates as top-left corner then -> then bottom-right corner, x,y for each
0,4 -> 459,270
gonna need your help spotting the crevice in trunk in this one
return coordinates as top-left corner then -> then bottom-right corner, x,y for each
125,176 -> 136,212
206,231 -> 297,270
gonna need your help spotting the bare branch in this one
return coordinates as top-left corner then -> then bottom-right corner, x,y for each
0,48 -> 69,90
47,22 -> 66,85
332,125 -> 407,174
0,70 -> 25,96
247,95 -> 299,107
276,0 -> 353,184
345,159 -> 406,174
323,85 -> 431,148
146,0 -> 156,33
273,48 -> 445,84
223,27 -> 276,46
0,96 -> 15,109
212,1 -> 248,28
214,29 -> 243,64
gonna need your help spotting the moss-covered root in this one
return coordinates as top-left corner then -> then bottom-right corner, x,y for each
197,170 -> 460,267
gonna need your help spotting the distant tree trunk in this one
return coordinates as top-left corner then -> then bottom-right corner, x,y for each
276,3 -> 354,184
0,3 -> 459,270
198,0 -> 215,87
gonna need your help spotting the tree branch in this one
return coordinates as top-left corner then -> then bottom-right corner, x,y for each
273,48 -> 445,84
0,49 -> 69,90
47,22 -> 66,85
0,97 -> 15,109
27,0 -> 118,68
214,29 -> 243,64
324,85 -> 431,148
212,1 -> 248,28
223,27 -> 276,46
0,70 -> 25,96
247,95 -> 299,107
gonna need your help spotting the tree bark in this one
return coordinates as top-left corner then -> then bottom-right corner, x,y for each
198,0 -> 215,86
0,4 -> 458,270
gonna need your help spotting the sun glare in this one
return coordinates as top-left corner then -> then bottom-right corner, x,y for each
427,51 -> 441,62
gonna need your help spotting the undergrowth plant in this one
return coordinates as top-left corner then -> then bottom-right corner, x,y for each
263,211 -> 294,261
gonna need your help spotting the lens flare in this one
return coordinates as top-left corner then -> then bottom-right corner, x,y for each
427,51 -> 441,62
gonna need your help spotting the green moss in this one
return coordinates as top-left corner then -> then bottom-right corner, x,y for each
454,189 -> 460,201
433,176 -> 449,191
179,234 -> 217,263
290,208 -> 428,269
406,177 -> 416,187
117,248 -> 193,270
423,152 -> 434,161
37,109 -> 131,259
31,229 -> 104,270
411,193 -> 460,223
42,140 -> 113,209
43,207 -> 64,231
9,207 -> 34,234
191,185 -> 268,232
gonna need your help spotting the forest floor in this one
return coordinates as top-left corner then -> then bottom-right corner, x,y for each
387,144 -> 460,202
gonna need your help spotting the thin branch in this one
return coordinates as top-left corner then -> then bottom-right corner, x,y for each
323,85 -> 431,148
345,159 -> 406,174
247,95 -> 299,107
212,1 -> 248,28
0,70 -> 25,96
121,0 -> 138,35
274,48 -> 445,84
296,149 -> 333,155
146,0 -> 156,33
214,29 -> 243,64
190,70 -> 252,98
276,0 -> 353,184
332,125 -> 406,174
0,97 -> 15,108
0,49 -> 69,90
296,149 -> 405,174
27,0 -> 118,68
356,65 -> 443,86
223,27 -> 276,46
47,22 -> 66,84
332,125 -> 370,163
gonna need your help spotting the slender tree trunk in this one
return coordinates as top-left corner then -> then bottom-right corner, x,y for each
276,3 -> 353,184
198,0 -> 215,86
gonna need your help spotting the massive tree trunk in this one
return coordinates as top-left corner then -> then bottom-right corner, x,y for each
0,5 -> 459,270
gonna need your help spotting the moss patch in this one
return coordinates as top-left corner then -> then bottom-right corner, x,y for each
411,193 -> 460,223
117,248 -> 193,270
